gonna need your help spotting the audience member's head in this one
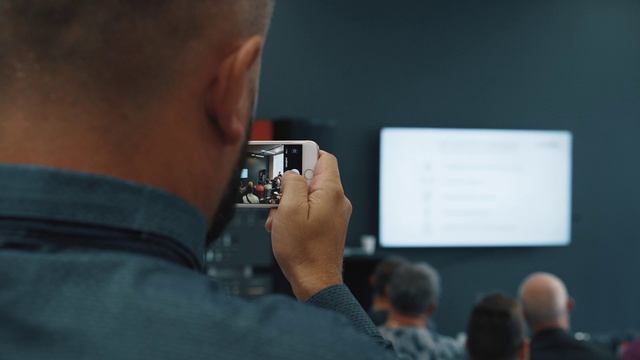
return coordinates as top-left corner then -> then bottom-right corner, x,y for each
387,262 -> 440,322
379,262 -> 466,360
519,272 -> 573,334
370,256 -> 409,305
466,293 -> 529,360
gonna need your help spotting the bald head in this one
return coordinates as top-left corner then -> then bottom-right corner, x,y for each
518,272 -> 572,333
0,1 -> 275,221
0,0 -> 274,108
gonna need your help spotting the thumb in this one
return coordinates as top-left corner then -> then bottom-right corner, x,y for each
279,171 -> 309,211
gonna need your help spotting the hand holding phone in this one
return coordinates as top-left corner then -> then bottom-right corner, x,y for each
236,141 -> 319,208
265,151 -> 353,301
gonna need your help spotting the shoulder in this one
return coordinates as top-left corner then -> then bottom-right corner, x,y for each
114,263 -> 396,359
531,331 -> 612,360
378,327 -> 427,359
379,326 -> 464,359
1,251 -> 396,359
429,330 -> 466,358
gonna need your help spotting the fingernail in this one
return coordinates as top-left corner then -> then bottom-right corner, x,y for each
287,169 -> 300,175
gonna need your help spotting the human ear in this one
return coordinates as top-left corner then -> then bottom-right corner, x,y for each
567,297 -> 575,313
207,36 -> 263,146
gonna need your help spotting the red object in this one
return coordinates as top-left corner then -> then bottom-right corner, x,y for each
255,183 -> 265,198
624,340 -> 640,360
250,120 -> 273,140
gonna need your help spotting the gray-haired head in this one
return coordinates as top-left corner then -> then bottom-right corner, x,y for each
518,272 -> 571,332
388,262 -> 441,316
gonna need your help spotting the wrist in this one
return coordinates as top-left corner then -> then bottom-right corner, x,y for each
290,272 -> 343,301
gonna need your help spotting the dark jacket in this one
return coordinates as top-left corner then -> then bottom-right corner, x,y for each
0,165 -> 396,360
531,328 -> 613,360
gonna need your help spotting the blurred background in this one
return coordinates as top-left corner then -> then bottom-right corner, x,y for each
208,0 -> 640,343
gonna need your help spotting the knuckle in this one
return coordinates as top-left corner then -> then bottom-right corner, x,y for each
323,152 -> 338,167
283,173 -> 300,183
329,185 -> 345,201
344,198 -> 353,216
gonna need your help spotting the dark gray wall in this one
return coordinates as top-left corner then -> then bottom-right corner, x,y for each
257,0 -> 640,336
245,157 -> 268,185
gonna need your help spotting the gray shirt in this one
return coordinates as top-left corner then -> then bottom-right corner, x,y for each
0,164 -> 396,359
379,326 -> 466,360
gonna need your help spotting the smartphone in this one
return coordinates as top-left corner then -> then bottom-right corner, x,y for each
236,140 -> 319,208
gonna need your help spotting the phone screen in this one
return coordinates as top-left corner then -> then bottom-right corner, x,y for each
237,144 -> 303,205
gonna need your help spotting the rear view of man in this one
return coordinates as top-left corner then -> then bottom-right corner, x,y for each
466,293 -> 529,360
379,262 -> 465,360
369,256 -> 410,326
0,1 -> 397,359
519,273 -> 613,360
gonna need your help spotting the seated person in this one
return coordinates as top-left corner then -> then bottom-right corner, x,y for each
466,293 -> 529,360
379,262 -> 465,360
264,180 -> 272,198
242,181 -> 260,204
238,182 -> 247,202
519,273 -> 613,360
369,256 -> 409,326
255,181 -> 265,199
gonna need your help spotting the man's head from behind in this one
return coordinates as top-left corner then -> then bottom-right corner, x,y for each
370,256 -> 409,303
518,272 -> 573,334
0,1 -> 274,240
388,262 -> 440,318
466,293 -> 528,360
0,1 -> 273,100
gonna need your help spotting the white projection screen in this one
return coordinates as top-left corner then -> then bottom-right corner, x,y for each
379,128 -> 573,248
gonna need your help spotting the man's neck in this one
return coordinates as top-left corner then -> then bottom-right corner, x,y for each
384,310 -> 428,328
371,297 -> 392,312
0,104 -> 223,218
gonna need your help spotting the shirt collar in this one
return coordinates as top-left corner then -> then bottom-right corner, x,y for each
0,164 -> 207,267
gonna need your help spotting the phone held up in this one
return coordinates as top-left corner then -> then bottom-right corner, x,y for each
236,140 -> 320,208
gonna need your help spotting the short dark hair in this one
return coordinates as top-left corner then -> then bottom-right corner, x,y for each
371,256 -> 409,297
466,293 -> 526,360
388,262 -> 440,316
0,1 -> 272,104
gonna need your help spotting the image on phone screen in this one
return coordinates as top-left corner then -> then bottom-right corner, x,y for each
237,144 -> 303,205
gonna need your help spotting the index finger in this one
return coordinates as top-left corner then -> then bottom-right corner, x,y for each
310,151 -> 344,190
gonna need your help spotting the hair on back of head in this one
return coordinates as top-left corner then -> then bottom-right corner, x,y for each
388,262 -> 440,316
466,293 -> 526,360
371,256 -> 409,297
